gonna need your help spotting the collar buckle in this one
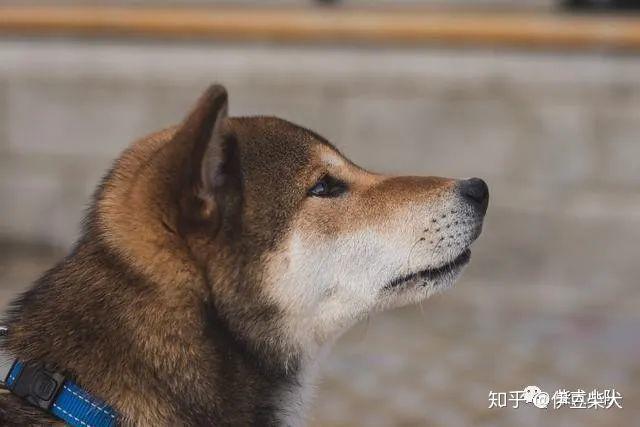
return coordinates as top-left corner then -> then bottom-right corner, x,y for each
8,362 -> 65,410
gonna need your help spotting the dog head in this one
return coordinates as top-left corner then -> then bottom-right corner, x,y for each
98,85 -> 488,363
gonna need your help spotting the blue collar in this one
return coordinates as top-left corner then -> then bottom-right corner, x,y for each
2,359 -> 118,427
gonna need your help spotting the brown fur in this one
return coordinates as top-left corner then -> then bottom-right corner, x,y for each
0,85 -> 483,426
296,149 -> 457,237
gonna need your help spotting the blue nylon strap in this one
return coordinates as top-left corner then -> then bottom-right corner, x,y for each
4,361 -> 118,427
3,360 -> 23,389
50,380 -> 118,427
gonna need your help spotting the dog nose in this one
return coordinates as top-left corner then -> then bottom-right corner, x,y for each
458,178 -> 489,215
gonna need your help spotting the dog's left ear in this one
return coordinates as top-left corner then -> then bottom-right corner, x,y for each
175,84 -> 239,225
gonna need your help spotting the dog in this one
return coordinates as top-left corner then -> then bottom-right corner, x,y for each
0,85 -> 488,426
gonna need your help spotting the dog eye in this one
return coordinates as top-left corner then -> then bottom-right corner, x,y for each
308,176 -> 346,198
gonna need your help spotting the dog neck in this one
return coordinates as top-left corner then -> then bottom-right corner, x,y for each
0,127 -> 329,425
2,231 -> 325,425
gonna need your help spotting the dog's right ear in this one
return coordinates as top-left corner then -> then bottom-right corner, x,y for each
174,85 -> 239,226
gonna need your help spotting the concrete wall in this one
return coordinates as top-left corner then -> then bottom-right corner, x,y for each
1,39 -> 638,426
2,41 -> 639,275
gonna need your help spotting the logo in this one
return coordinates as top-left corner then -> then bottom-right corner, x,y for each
488,386 -> 623,410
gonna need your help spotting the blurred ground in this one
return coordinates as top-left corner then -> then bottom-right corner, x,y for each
0,39 -> 639,426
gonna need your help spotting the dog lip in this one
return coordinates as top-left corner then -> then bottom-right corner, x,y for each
383,248 -> 471,290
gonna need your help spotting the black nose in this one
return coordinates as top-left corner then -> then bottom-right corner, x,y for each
459,178 -> 489,214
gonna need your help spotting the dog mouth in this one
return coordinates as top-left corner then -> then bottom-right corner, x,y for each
384,248 -> 471,290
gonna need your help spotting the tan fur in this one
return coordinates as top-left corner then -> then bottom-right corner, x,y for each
1,85 -> 488,426
294,145 -> 457,237
97,127 -> 200,290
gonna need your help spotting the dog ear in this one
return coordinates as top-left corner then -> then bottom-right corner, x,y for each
175,85 -> 239,225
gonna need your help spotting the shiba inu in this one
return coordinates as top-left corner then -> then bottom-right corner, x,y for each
0,85 -> 488,426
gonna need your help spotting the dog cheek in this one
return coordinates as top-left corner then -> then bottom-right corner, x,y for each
262,233 -> 327,313
265,230 -> 378,340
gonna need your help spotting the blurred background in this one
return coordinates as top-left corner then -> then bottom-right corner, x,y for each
0,1 -> 639,426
